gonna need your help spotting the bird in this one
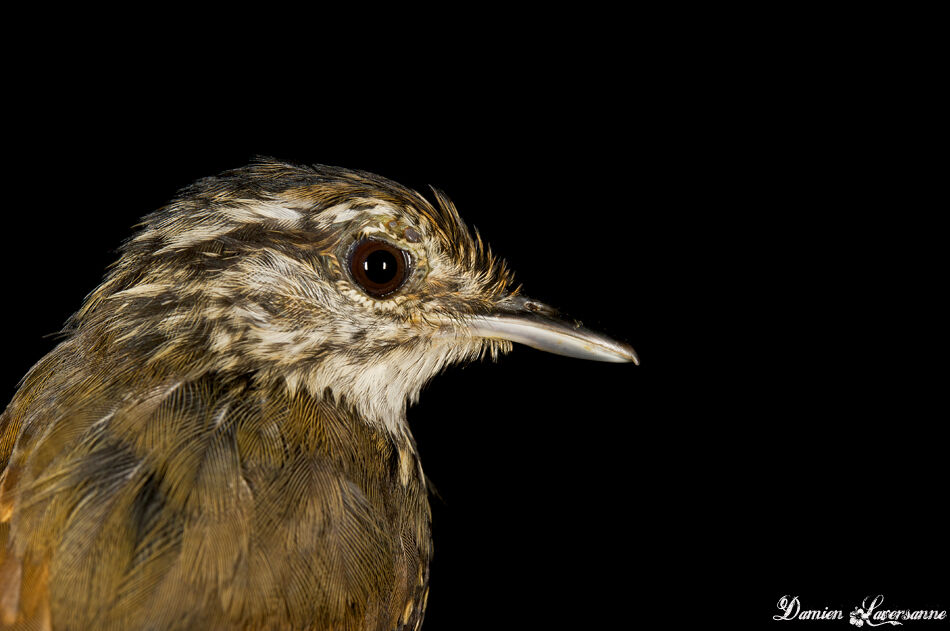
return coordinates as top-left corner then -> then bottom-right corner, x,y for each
0,158 -> 637,631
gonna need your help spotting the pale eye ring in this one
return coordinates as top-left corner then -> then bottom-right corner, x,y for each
348,238 -> 411,297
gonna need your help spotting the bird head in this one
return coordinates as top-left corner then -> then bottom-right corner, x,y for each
70,159 -> 637,435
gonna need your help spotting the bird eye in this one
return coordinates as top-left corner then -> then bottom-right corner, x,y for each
348,239 -> 411,298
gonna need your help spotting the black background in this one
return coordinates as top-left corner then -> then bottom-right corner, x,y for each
2,9 -> 945,629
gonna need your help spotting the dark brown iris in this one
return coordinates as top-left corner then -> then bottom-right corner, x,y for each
348,239 -> 410,297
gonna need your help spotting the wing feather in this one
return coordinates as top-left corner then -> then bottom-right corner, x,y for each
0,351 -> 430,630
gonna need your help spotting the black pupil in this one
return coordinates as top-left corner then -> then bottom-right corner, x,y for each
362,249 -> 399,285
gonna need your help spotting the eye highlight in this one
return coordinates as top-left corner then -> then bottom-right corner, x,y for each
348,239 -> 411,298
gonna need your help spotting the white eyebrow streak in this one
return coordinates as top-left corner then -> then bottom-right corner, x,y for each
107,283 -> 169,299
154,224 -> 236,254
142,198 -> 307,254
313,201 -> 396,229
223,200 -> 304,224
139,197 -> 398,257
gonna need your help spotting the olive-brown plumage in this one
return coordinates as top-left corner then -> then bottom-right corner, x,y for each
0,159 -> 636,630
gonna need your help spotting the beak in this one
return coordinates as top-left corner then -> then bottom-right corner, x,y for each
452,295 -> 639,364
